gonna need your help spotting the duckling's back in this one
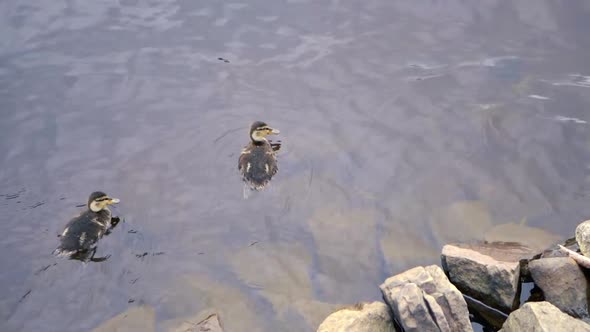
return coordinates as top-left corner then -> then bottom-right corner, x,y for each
55,210 -> 110,256
239,142 -> 278,190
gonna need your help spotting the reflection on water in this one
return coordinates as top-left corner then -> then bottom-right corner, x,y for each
1,1 -> 590,331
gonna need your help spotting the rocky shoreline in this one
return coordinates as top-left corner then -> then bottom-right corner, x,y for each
317,220 -> 590,332
92,221 -> 590,332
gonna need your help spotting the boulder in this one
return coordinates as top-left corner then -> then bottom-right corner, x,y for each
576,220 -> 590,257
316,301 -> 396,332
441,242 -> 535,312
379,265 -> 472,332
499,301 -> 590,332
528,257 -> 589,319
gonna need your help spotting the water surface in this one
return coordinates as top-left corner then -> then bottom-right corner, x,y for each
1,1 -> 590,331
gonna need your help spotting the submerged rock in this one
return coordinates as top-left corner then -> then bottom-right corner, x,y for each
308,208 -> 382,300
189,314 -> 223,332
441,242 -> 535,313
316,301 -> 396,332
168,313 -> 224,332
93,305 -> 156,332
576,220 -> 590,257
529,257 -> 589,320
160,274 -> 265,332
499,301 -> 590,332
484,223 -> 561,253
379,265 -> 472,332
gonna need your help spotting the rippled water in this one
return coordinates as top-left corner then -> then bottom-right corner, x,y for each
1,1 -> 590,331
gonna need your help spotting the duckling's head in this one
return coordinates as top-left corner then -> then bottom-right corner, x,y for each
250,121 -> 280,143
88,191 -> 120,212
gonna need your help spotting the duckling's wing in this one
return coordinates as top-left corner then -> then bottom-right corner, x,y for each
238,144 -> 253,172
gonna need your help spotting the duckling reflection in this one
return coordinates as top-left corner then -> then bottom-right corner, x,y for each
239,121 -> 281,196
54,192 -> 121,262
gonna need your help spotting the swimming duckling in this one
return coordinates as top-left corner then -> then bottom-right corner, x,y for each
239,121 -> 281,193
54,191 -> 120,261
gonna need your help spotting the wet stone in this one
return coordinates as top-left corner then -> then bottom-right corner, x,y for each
529,257 -> 590,320
441,242 -> 536,313
576,220 -> 590,257
499,301 -> 590,332
316,301 -> 397,332
380,265 -> 473,332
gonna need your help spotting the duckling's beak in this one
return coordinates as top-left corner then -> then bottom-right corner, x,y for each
269,127 -> 280,135
107,197 -> 120,204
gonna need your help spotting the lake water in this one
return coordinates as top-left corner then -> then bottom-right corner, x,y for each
1,1 -> 590,331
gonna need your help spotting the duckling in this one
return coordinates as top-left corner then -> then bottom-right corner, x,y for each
239,121 -> 281,193
54,191 -> 120,261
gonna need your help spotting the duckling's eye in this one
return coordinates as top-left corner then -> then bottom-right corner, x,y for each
95,197 -> 109,202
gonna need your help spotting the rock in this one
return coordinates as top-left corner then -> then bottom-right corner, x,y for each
441,243 -> 534,312
316,301 -> 397,332
576,220 -> 590,257
168,313 -> 224,332
499,301 -> 590,332
379,265 -> 473,332
163,310 -> 227,332
170,313 -> 224,332
195,314 -> 223,332
93,306 -> 155,332
528,257 -> 589,319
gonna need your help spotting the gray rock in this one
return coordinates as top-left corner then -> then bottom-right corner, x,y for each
316,301 -> 397,332
499,301 -> 590,332
529,257 -> 589,319
380,265 -> 472,332
576,220 -> 590,257
441,243 -> 531,312
193,314 -> 224,332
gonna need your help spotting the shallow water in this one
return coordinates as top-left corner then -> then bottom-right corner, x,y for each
1,1 -> 590,331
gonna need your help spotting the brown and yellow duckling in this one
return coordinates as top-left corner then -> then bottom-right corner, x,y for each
238,121 -> 281,194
